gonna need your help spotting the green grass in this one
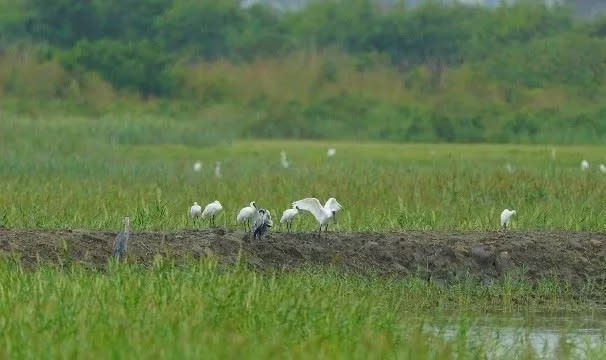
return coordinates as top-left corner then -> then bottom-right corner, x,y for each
0,259 -> 603,359
1,113 -> 606,231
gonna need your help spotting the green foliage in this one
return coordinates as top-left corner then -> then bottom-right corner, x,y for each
61,39 -> 176,95
0,260 -> 601,359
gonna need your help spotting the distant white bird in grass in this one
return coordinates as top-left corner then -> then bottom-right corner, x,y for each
600,164 -> 606,173
581,160 -> 590,171
237,201 -> 257,231
280,206 -> 299,232
190,202 -> 202,225
280,151 -> 289,168
193,161 -> 202,172
292,198 -> 342,236
505,163 -> 514,174
252,208 -> 273,240
112,217 -> 130,259
500,209 -> 516,230
327,148 -> 336,158
202,200 -> 223,227
215,161 -> 222,178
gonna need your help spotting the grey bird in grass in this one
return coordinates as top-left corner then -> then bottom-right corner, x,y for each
252,209 -> 273,240
112,217 -> 130,259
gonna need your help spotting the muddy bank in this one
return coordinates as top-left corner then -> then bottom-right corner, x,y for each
1,228 -> 605,291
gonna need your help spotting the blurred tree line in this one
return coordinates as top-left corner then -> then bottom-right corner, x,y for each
1,0 -> 606,143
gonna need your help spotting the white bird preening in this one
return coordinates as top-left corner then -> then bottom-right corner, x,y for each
280,206 -> 299,232
202,200 -> 223,227
600,164 -> 606,173
190,202 -> 202,226
215,161 -> 222,179
581,160 -> 590,171
280,151 -> 289,168
193,161 -> 202,172
327,148 -> 336,158
500,209 -> 516,230
237,201 -> 257,231
292,198 -> 342,236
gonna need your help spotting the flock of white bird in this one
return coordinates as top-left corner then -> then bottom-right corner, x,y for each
189,197 -> 343,238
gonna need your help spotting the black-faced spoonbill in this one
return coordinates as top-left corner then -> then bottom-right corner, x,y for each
500,209 -> 516,230
202,200 -> 223,227
237,201 -> 257,231
292,198 -> 342,236
190,202 -> 202,226
280,206 -> 299,232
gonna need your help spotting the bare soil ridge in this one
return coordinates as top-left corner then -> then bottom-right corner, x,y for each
1,228 -> 605,288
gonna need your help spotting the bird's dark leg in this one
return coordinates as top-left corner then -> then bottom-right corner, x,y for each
317,225 -> 322,237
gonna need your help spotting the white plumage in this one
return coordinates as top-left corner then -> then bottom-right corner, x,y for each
280,151 -> 289,168
600,164 -> 606,173
581,160 -> 589,171
190,202 -> 202,218
327,148 -> 336,157
202,200 -> 223,227
280,206 -> 299,232
193,161 -> 202,172
500,209 -> 516,229
215,161 -> 222,178
292,197 -> 342,235
237,201 -> 257,231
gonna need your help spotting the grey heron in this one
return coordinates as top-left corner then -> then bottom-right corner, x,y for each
112,217 -> 130,259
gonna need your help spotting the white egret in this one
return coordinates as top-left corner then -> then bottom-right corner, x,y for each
237,201 -> 257,231
190,202 -> 202,226
581,160 -> 589,171
215,161 -> 222,178
193,161 -> 202,172
505,163 -> 514,174
600,164 -> 606,173
327,148 -> 336,158
280,206 -> 299,232
202,200 -> 223,227
112,217 -> 130,259
280,151 -> 289,168
292,198 -> 342,236
252,208 -> 273,240
500,209 -> 516,230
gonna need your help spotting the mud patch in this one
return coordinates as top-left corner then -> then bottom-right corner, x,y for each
1,229 -> 605,297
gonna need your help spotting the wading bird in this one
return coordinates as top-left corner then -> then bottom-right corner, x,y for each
252,208 -> 272,240
193,161 -> 202,172
280,206 -> 299,232
500,209 -> 516,230
600,164 -> 606,173
190,202 -> 202,226
327,148 -> 336,158
237,201 -> 257,231
581,160 -> 590,171
292,198 -> 342,236
280,151 -> 289,168
505,163 -> 514,174
215,161 -> 222,179
202,200 -> 223,227
112,217 -> 130,259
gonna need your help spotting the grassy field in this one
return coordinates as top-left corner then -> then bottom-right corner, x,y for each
0,259 -> 604,359
2,114 -> 606,358
1,114 -> 605,231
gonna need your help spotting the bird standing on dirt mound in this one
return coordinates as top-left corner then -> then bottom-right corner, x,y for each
293,198 -> 342,236
500,209 -> 516,230
112,217 -> 130,259
280,206 -> 299,232
202,200 -> 223,227
190,202 -> 202,226
237,201 -> 257,231
252,209 -> 273,240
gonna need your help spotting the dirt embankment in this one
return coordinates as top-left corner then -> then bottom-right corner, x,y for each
1,228 -> 605,290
